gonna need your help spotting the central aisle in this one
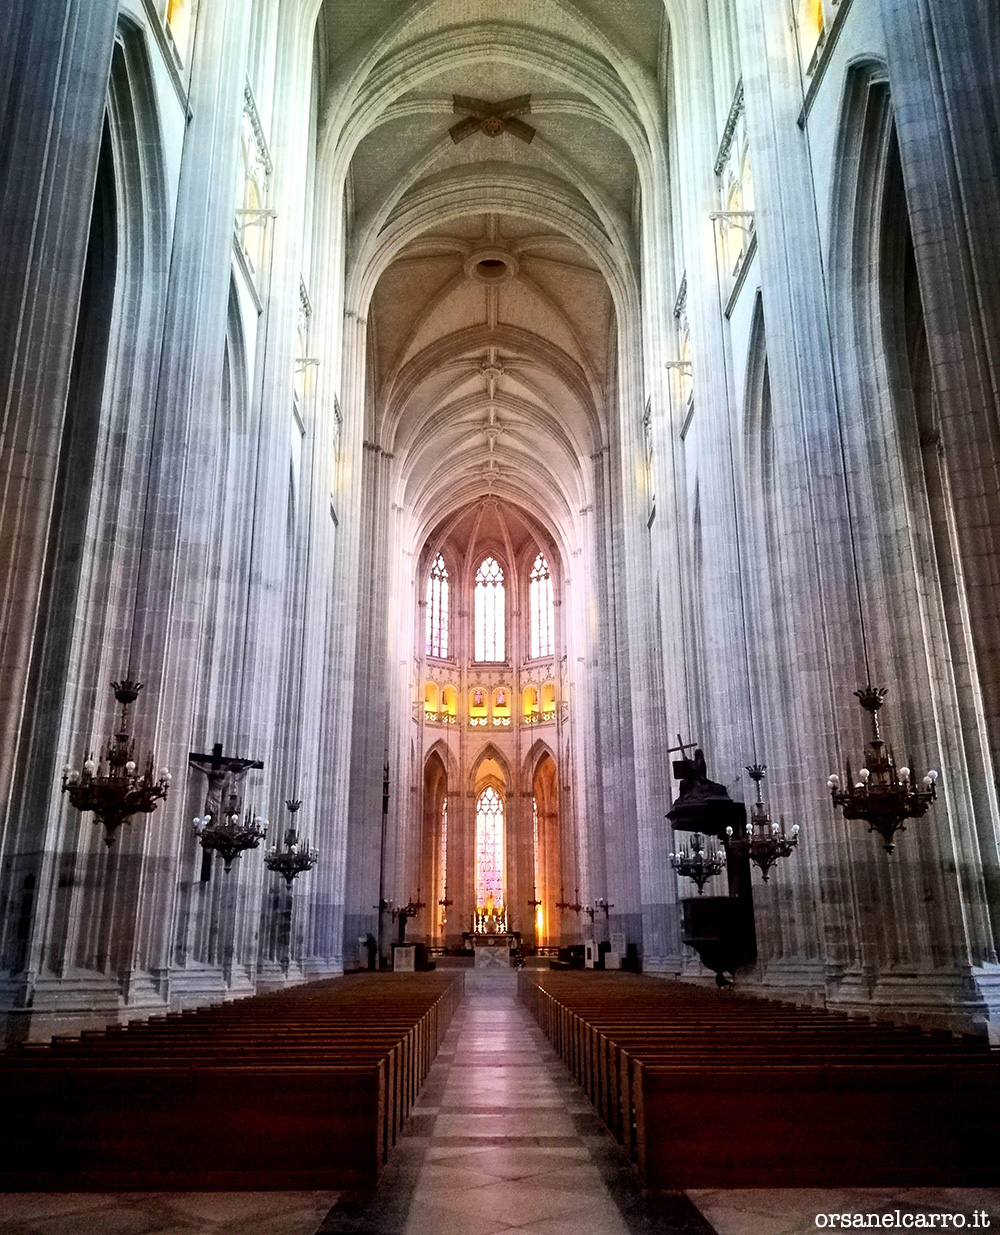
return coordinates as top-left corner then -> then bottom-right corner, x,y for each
317,967 -> 718,1235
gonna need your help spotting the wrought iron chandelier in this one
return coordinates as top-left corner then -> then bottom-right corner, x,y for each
828,686 -> 938,853
669,832 -> 726,894
62,680 -> 171,846
725,765 -> 799,881
264,800 -> 318,887
193,794 -> 267,872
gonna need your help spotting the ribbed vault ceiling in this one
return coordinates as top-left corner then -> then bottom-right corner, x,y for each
318,0 -> 666,549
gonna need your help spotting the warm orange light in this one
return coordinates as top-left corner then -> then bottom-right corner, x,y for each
166,0 -> 194,58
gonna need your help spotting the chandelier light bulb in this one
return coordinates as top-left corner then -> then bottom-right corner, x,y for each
83,759 -> 96,775
859,768 -> 870,782
828,775 -> 839,788
899,767 -> 910,781
125,760 -> 136,774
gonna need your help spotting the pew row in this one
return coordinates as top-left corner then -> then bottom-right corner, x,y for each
518,970 -> 1000,1187
0,971 -> 464,1190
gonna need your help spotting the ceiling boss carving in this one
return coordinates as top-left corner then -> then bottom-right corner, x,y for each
450,94 -> 535,145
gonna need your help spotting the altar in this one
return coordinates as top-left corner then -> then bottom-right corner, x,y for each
464,932 -> 519,968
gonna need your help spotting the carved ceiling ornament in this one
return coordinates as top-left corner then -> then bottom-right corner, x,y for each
450,94 -> 535,145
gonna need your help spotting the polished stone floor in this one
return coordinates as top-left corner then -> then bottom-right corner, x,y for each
1,969 -> 999,1235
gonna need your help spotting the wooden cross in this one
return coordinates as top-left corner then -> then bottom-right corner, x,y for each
189,742 -> 263,818
668,735 -> 700,784
450,95 -> 535,145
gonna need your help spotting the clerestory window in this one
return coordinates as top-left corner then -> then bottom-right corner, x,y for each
529,553 -> 553,659
426,553 -> 449,658
474,556 -> 505,661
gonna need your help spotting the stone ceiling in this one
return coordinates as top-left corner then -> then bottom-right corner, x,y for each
317,0 -> 667,550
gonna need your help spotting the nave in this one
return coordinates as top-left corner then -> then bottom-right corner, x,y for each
1,970 -> 999,1235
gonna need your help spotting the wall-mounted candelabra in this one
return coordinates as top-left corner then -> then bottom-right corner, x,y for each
669,833 -> 726,895
264,800 -> 318,887
725,765 -> 799,881
62,680 -> 171,846
555,887 -> 583,915
594,898 -> 614,919
194,794 -> 267,872
828,687 -> 938,853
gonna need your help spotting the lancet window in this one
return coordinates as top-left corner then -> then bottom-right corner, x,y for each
475,786 -> 504,906
529,553 -> 554,659
426,553 -> 450,658
474,556 -> 505,662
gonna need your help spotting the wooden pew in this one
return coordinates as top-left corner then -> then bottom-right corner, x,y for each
519,970 -> 1000,1186
0,971 -> 463,1190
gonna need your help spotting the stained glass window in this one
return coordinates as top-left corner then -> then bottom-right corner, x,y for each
476,786 -> 504,906
474,556 -> 505,661
426,553 -> 449,658
529,553 -> 553,659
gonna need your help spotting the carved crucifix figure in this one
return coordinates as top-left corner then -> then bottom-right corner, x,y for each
189,742 -> 263,820
450,95 -> 535,144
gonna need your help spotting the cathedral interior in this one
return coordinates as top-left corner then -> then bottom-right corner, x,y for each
2,0 -> 1000,1229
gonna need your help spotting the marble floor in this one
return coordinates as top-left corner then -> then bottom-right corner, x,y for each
1,970 -> 998,1235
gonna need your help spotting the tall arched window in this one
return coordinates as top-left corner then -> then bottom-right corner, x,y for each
474,556 -> 505,661
475,786 -> 504,906
529,552 -> 553,658
426,553 -> 449,658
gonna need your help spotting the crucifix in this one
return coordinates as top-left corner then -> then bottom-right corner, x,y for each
668,734 -> 700,783
450,95 -> 535,144
188,742 -> 264,821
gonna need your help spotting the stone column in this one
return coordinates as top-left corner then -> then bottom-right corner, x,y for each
879,0 -> 1000,974
0,0 -> 119,1029
125,0 -> 255,998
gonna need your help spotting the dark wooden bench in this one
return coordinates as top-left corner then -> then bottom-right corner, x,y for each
0,971 -> 463,1190
519,970 -> 1000,1186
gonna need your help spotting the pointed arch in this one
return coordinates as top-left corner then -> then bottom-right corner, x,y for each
530,751 -> 560,947
522,738 -> 558,783
422,749 -> 449,942
471,742 -> 511,793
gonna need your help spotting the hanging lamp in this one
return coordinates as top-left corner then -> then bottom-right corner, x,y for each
62,680 -> 171,845
726,765 -> 799,880
828,688 -> 937,852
